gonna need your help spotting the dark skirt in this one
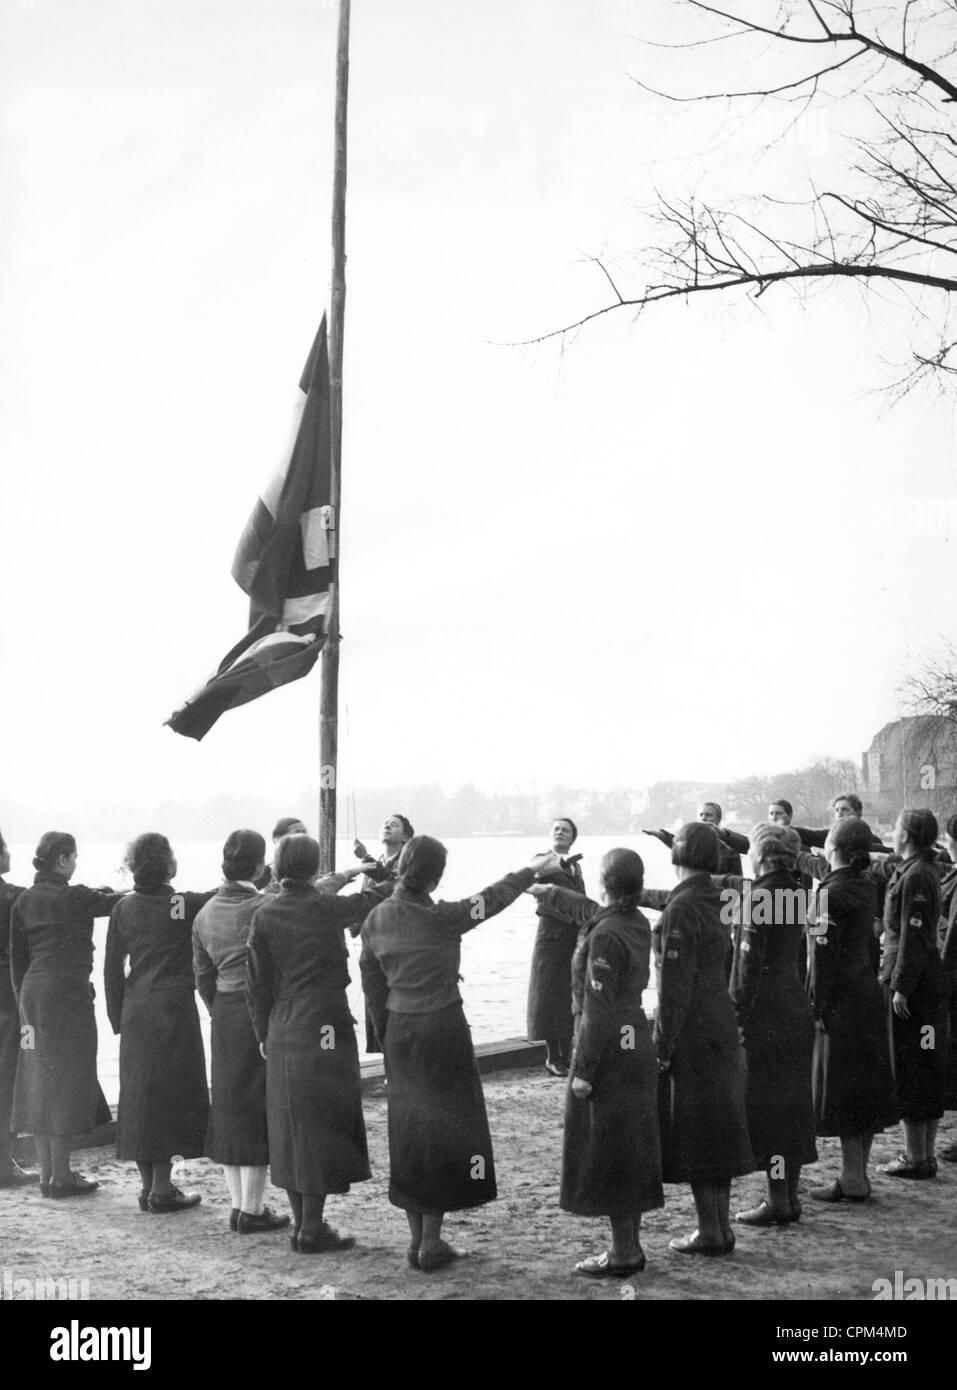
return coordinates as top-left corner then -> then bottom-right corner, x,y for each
887,967 -> 948,1122
116,983 -> 209,1161
561,1014 -> 664,1217
12,968 -> 101,1137
658,994 -> 755,1183
526,919 -> 577,1052
384,1002 -> 496,1212
943,971 -> 957,1112
206,990 -> 268,1165
265,996 -> 370,1195
0,968 -> 20,1139
743,986 -> 818,1167
814,972 -> 898,1137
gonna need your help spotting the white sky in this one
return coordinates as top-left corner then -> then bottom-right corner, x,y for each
1,0 -> 954,824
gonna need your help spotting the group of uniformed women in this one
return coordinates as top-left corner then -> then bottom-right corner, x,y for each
1,799 -> 955,1280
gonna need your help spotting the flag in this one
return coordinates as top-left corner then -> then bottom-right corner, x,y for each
166,317 -> 336,741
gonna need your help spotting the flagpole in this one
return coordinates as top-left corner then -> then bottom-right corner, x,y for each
319,0 -> 350,874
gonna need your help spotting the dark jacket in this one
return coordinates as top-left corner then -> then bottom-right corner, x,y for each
939,866 -> 957,972
526,857 -> 586,1049
877,854 -> 942,996
105,886 -> 214,1033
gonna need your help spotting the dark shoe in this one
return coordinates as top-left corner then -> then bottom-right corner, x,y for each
0,1160 -> 40,1188
809,1179 -> 872,1202
418,1239 -> 466,1272
881,1155 -> 935,1180
734,1200 -> 795,1227
237,1205 -> 291,1234
48,1172 -> 99,1199
575,1249 -> 646,1278
138,1189 -> 150,1213
297,1221 -> 355,1253
147,1185 -> 201,1213
544,1061 -> 568,1078
229,1207 -> 240,1231
669,1229 -> 731,1256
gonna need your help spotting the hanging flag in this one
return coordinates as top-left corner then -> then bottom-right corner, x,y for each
166,318 -> 335,741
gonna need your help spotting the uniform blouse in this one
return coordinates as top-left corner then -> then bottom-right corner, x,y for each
10,873 -> 120,993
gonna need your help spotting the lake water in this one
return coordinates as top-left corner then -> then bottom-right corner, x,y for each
6,834 -> 675,1106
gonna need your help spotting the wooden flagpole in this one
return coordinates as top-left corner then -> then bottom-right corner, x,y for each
319,0 -> 350,874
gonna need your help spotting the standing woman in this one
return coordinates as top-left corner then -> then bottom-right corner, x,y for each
722,823 -> 817,1226
874,808 -> 948,1179
104,834 -> 214,1213
530,849 -> 663,1277
246,834 -> 391,1253
527,817 -> 586,1076
655,821 -> 754,1255
806,818 -> 898,1202
193,829 -> 290,1234
361,837 -> 560,1272
9,832 -> 120,1197
0,831 -> 37,1186
350,813 -> 415,1053
938,814 -> 957,1162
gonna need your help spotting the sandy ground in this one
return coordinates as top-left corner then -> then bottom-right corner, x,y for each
1,1068 -> 955,1302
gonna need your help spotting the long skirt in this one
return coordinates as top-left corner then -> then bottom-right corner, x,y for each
658,1000 -> 755,1184
561,1015 -> 663,1217
743,987 -> 818,1168
0,969 -> 20,1146
526,920 -> 577,1054
384,1002 -> 496,1213
887,969 -> 948,1122
206,990 -> 268,1165
265,995 -> 370,1195
814,974 -> 898,1137
13,968 -> 101,1137
943,971 -> 957,1112
116,983 -> 209,1161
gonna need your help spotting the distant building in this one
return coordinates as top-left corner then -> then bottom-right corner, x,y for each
861,717 -> 957,824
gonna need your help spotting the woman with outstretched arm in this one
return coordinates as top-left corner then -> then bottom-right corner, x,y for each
528,848 -> 663,1278
360,837 -> 560,1272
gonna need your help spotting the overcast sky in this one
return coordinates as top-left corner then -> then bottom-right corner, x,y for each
2,0 -> 954,830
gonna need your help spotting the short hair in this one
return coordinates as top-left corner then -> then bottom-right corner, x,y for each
275,833 -> 320,882
750,822 -> 800,873
223,829 -> 267,883
769,798 -> 793,819
390,814 -> 415,841
673,821 -> 721,873
125,832 -> 175,890
832,793 -> 863,817
700,801 -> 723,822
600,848 -> 644,907
831,817 -> 874,874
398,835 -> 448,893
272,816 -> 307,841
33,832 -> 76,873
945,813 -> 957,840
552,817 -> 578,842
899,807 -> 939,852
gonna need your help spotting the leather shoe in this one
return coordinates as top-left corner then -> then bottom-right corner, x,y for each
809,1178 -> 872,1202
881,1155 -> 935,1180
297,1221 -> 355,1254
48,1172 -> 99,1199
418,1239 -> 466,1272
237,1205 -> 291,1234
0,1160 -> 40,1188
735,1200 -> 796,1227
544,1061 -> 568,1078
575,1249 -> 646,1278
669,1228 -> 731,1256
147,1185 -> 201,1213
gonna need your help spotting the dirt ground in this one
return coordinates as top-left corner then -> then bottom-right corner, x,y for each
1,1067 -> 955,1302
